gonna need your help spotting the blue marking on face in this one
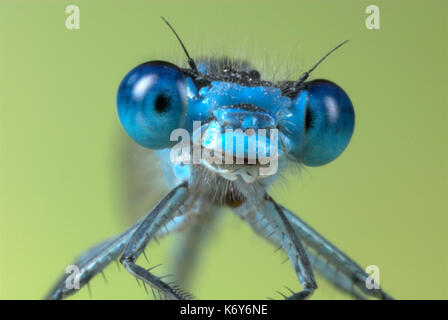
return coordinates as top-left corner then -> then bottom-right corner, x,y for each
116,60 -> 355,168
212,108 -> 276,131
201,121 -> 282,160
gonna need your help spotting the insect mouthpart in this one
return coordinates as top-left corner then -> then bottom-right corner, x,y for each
195,118 -> 284,182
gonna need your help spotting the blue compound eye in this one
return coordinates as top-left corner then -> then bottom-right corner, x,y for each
302,80 -> 355,166
288,79 -> 355,166
116,61 -> 187,149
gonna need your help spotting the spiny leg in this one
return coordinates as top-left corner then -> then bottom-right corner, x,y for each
237,195 -> 318,299
281,205 -> 393,299
46,224 -> 136,300
241,209 -> 362,299
235,200 -> 393,299
120,182 -> 193,300
46,184 -> 190,300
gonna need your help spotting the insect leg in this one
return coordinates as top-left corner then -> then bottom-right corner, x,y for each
238,195 -> 318,299
46,183 -> 189,300
236,200 -> 393,299
120,182 -> 193,300
46,224 -> 136,299
281,205 -> 393,300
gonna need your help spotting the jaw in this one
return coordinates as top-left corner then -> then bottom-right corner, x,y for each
194,120 -> 286,183
189,163 -> 274,206
200,157 -> 264,183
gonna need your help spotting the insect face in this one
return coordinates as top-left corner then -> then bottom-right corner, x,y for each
116,59 -> 355,176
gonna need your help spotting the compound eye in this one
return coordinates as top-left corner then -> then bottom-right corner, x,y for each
116,61 -> 187,149
301,79 -> 355,166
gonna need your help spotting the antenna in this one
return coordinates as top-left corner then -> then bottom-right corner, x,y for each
161,17 -> 198,72
295,40 -> 349,87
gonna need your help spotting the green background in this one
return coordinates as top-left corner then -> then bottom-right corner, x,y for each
0,0 -> 447,299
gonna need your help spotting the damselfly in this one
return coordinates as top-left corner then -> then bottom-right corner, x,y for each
47,19 -> 393,300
